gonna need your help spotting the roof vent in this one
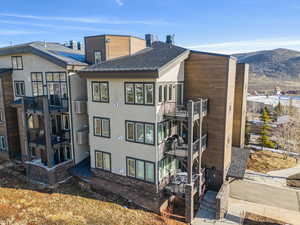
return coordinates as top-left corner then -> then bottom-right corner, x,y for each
166,35 -> 175,45
145,34 -> 154,47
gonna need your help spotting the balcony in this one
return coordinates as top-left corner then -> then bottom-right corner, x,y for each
163,99 -> 208,121
48,96 -> 69,112
23,96 -> 69,114
28,128 -> 46,147
24,96 -> 45,113
164,134 -> 208,159
52,130 -> 70,145
164,169 -> 206,197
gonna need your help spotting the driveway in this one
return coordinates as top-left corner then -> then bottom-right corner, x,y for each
230,180 -> 300,212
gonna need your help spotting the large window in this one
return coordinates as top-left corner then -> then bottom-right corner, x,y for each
157,120 -> 172,143
14,81 -> 25,97
95,150 -> 111,171
31,72 -> 44,96
94,117 -> 110,138
125,82 -> 154,105
92,81 -> 109,102
159,156 -> 179,180
11,56 -> 23,70
126,121 -> 155,145
46,72 -> 67,106
126,157 -> 155,183
0,136 -> 6,151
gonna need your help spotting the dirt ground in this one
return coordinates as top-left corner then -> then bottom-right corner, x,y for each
0,166 -> 185,225
247,150 -> 297,173
243,212 -> 286,225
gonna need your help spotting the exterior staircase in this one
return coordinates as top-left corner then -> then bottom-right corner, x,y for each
198,191 -> 217,219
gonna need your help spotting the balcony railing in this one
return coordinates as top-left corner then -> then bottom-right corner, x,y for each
24,96 -> 45,112
164,134 -> 208,158
163,99 -> 208,121
23,96 -> 68,113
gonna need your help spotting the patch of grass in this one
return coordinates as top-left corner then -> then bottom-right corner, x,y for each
247,150 -> 297,173
243,212 -> 286,225
0,168 -> 185,225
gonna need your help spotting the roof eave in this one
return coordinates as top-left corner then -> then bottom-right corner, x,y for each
78,69 -> 159,79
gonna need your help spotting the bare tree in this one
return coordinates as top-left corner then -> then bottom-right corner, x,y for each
274,110 -> 300,158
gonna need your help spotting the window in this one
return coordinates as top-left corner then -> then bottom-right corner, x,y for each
94,117 -> 110,138
157,121 -> 172,144
94,51 -> 102,64
168,84 -> 173,101
159,156 -> 178,180
62,114 -> 69,130
126,157 -> 155,183
125,82 -> 154,105
31,72 -> 44,96
0,110 -> 4,122
158,85 -> 163,103
176,83 -> 184,105
46,72 -> 67,106
11,56 -> 23,70
164,85 -> 168,102
92,81 -> 109,102
14,81 -> 25,97
95,150 -> 111,171
126,121 -> 155,145
0,136 -> 6,151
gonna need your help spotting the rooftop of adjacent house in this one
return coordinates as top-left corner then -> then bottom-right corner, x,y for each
0,42 -> 87,68
80,41 -> 189,73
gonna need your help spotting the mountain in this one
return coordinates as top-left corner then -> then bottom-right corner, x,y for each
233,48 -> 300,79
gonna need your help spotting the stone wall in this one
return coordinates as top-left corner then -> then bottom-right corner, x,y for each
216,181 -> 230,219
26,160 -> 74,185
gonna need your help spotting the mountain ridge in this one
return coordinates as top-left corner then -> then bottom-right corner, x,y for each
233,48 -> 300,79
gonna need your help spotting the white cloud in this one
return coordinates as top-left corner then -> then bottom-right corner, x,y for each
0,13 -> 170,25
115,0 -> 124,6
0,19 -> 125,33
187,38 -> 300,54
0,30 -> 44,35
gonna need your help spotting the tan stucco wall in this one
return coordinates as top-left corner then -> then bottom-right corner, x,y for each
87,78 -> 157,177
0,53 -> 66,100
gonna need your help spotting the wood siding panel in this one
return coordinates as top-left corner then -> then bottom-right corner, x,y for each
185,52 -> 236,189
232,63 -> 249,148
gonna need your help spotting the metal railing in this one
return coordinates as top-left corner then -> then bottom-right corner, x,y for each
24,96 -> 44,112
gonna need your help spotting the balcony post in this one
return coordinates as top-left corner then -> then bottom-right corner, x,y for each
187,100 -> 194,184
43,96 -> 54,168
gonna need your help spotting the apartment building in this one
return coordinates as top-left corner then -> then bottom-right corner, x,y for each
78,34 -> 249,223
0,41 -> 89,184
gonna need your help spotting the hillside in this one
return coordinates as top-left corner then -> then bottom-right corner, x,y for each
233,48 -> 300,79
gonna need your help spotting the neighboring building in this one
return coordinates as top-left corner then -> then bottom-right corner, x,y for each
78,34 -> 249,223
0,42 -> 89,184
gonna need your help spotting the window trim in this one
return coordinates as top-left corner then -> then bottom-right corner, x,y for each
11,56 -> 23,70
93,116 -> 111,138
94,51 -> 102,64
14,80 -> 25,97
124,82 -> 155,106
45,71 -> 68,107
31,72 -> 44,96
157,120 -> 173,144
126,156 -> 155,183
95,150 -> 111,172
91,81 -> 109,103
125,120 -> 155,146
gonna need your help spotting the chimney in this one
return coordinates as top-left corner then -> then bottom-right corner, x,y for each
145,34 -> 154,47
166,35 -> 175,45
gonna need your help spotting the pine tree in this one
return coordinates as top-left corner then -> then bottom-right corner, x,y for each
274,102 -> 284,119
259,107 -> 275,149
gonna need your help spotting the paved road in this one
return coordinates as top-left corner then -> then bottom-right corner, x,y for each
230,180 -> 300,212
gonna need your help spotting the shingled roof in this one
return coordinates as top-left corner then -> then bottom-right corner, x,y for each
81,41 -> 189,73
0,42 -> 87,68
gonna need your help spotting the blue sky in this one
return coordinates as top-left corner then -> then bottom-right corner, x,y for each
1,0 -> 300,54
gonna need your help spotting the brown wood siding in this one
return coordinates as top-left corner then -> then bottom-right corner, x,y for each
106,35 -> 131,60
184,52 -> 236,188
232,63 -> 249,148
0,73 -> 21,159
130,37 -> 146,55
84,36 -> 106,64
